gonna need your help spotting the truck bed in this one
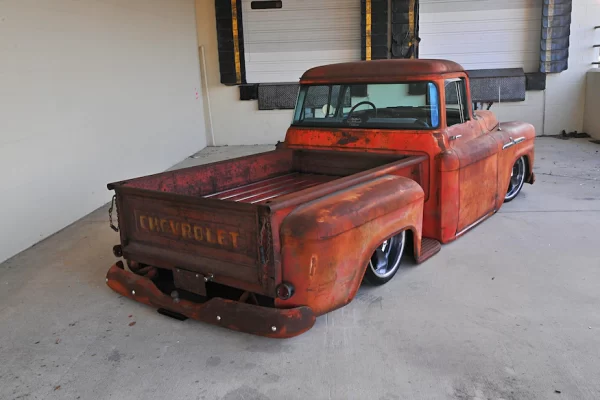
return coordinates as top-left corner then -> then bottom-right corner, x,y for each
204,173 -> 339,204
108,149 -> 427,297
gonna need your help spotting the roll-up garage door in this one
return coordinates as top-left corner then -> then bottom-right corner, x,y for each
241,0 -> 361,83
419,0 -> 543,72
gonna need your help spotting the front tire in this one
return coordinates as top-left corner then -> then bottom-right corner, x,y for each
363,231 -> 406,285
505,156 -> 526,202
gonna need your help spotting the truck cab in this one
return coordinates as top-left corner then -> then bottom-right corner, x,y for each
105,59 -> 535,338
285,59 -> 535,243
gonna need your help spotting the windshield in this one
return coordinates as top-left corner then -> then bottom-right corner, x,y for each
293,82 -> 440,129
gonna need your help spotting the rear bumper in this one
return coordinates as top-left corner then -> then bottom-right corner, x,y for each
106,262 -> 316,338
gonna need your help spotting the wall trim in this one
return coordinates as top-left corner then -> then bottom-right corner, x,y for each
362,0 -> 389,60
215,0 -> 247,85
540,0 -> 572,73
391,0 -> 419,59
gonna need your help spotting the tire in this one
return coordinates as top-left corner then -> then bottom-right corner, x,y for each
363,231 -> 406,285
505,156 -> 526,202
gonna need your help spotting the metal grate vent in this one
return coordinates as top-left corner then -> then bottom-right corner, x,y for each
467,69 -> 526,103
258,84 -> 300,110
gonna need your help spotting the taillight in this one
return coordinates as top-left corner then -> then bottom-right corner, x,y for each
275,282 -> 295,300
113,245 -> 123,257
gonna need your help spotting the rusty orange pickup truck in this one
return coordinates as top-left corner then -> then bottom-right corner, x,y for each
105,59 -> 535,338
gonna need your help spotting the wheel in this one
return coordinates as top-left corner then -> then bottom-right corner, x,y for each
347,101 -> 377,115
345,101 -> 377,120
363,231 -> 406,285
505,156 -> 526,202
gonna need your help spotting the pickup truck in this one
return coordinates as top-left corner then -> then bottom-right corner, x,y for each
105,59 -> 535,338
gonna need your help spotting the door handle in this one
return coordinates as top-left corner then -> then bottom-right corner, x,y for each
449,135 -> 462,141
502,136 -> 526,150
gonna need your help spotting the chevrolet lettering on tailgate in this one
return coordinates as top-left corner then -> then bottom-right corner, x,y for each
137,214 -> 240,249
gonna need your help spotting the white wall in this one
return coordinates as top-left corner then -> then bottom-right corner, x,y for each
420,0 -> 598,137
543,0 -> 600,136
583,69 -> 600,139
196,0 -> 295,146
487,92 -> 546,137
0,0 -> 207,263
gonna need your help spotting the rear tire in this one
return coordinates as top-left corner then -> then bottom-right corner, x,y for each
363,231 -> 406,285
505,156 -> 526,202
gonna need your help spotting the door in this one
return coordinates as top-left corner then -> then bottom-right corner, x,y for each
419,0 -> 543,72
445,79 -> 499,233
241,0 -> 361,83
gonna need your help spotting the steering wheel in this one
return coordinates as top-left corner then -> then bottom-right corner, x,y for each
414,119 -> 430,128
346,101 -> 377,120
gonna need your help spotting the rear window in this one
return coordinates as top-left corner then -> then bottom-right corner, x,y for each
293,82 -> 440,129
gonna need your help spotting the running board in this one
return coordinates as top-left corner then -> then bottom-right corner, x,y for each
456,211 -> 495,238
416,238 -> 441,264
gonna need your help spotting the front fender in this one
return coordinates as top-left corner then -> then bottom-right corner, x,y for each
276,175 -> 424,315
490,122 -> 536,208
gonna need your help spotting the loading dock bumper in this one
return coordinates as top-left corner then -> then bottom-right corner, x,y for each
106,262 -> 316,338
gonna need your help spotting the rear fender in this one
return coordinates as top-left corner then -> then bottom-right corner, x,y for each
276,175 -> 424,315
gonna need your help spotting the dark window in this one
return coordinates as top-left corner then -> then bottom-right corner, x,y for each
251,1 -> 282,10
293,82 -> 440,130
445,78 -> 469,126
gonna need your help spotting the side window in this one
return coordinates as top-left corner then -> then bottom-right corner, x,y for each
428,82 -> 440,128
445,79 -> 469,126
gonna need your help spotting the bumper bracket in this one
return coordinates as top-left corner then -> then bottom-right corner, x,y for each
106,262 -> 316,338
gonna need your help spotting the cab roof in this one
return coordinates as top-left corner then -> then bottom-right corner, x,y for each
300,59 -> 465,84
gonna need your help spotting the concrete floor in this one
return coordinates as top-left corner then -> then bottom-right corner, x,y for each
1,138 -> 600,400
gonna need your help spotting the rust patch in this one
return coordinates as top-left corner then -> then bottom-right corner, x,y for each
337,132 -> 360,145
105,263 -> 316,338
433,132 -> 446,151
309,255 -> 317,277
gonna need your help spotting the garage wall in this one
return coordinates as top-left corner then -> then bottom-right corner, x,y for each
420,0 -> 598,137
584,70 -> 600,139
196,0 -> 294,145
0,0 -> 207,263
242,0 -> 361,83
543,0 -> 600,136
419,0 -> 545,135
419,0 -> 543,71
196,0 -> 597,146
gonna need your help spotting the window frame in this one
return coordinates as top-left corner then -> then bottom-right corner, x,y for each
444,78 -> 470,126
291,80 -> 442,131
291,81 -> 442,131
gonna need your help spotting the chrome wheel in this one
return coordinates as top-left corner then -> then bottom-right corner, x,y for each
505,156 -> 526,202
364,231 -> 406,285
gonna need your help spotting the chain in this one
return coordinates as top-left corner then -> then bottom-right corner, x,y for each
259,217 -> 272,266
108,194 -> 119,232
396,31 -> 419,59
265,219 -> 272,266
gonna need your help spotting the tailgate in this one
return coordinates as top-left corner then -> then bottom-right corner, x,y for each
115,188 -> 273,296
